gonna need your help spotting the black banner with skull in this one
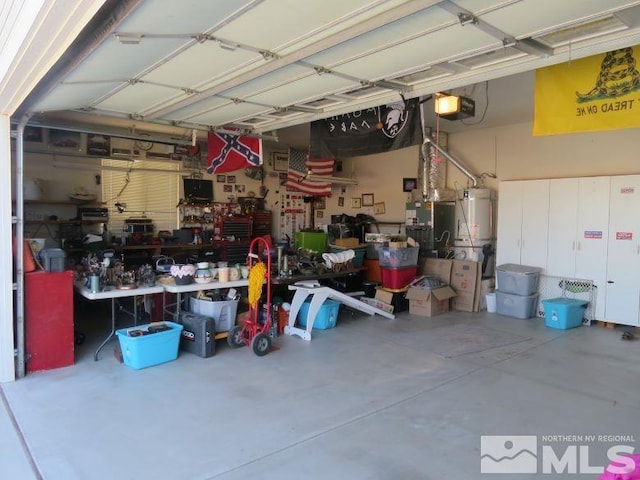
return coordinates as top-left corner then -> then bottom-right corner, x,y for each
309,98 -> 423,159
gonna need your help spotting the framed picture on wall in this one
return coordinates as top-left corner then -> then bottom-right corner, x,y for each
403,177 -> 417,192
216,175 -> 226,183
315,197 -> 325,209
338,197 -> 344,207
316,210 -> 324,219
272,151 -> 289,171
223,184 -> 233,192
226,175 -> 236,184
373,202 -> 386,215
361,193 -> 374,206
351,197 -> 361,208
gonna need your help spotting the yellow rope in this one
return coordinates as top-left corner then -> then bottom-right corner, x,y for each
248,261 -> 267,308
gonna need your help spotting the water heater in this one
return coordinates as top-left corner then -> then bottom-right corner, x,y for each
454,188 -> 493,244
454,188 -> 495,275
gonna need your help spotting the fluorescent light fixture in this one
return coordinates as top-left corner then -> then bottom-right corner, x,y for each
53,161 -> 188,175
434,94 -> 475,120
304,173 -> 358,185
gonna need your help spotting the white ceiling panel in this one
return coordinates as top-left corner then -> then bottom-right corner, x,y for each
63,37 -> 188,83
96,82 -> 184,113
477,0 -> 640,38
330,28 -> 502,80
12,0 -> 640,137
212,64 -> 312,99
159,96 -> 230,122
185,102 -> 273,125
33,82 -> 123,111
214,0 -> 396,51
242,75 -> 359,107
115,0 -> 256,33
305,8 -> 454,67
142,43 -> 259,89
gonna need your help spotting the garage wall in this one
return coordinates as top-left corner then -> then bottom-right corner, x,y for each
314,120 -> 640,231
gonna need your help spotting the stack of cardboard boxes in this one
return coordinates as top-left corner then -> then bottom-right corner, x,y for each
404,258 -> 489,318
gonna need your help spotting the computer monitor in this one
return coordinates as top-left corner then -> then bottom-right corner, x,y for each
183,179 -> 213,204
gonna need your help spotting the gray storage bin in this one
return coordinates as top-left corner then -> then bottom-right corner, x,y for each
496,290 -> 538,319
39,248 -> 66,272
189,297 -> 238,332
496,263 -> 542,296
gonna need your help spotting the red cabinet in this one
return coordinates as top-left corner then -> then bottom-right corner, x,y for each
25,271 -> 74,372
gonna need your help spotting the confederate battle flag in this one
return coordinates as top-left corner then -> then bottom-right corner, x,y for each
206,131 -> 262,174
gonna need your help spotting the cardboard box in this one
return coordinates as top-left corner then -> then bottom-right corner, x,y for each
360,296 -> 394,314
334,237 -> 361,248
388,241 -> 408,248
420,258 -> 453,285
450,260 -> 482,312
375,288 -> 409,313
405,285 -> 456,317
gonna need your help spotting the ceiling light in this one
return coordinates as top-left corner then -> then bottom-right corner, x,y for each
114,33 -> 142,45
435,94 -> 475,120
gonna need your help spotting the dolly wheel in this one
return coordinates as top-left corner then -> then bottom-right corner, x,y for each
227,325 -> 246,348
251,333 -> 271,356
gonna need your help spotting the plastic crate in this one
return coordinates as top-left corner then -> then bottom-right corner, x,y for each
376,246 -> 419,267
542,297 -> 588,329
329,245 -> 366,267
297,298 -> 341,330
189,297 -> 239,332
294,231 -> 328,253
380,266 -> 418,289
116,322 -> 183,369
496,291 -> 538,319
496,263 -> 542,296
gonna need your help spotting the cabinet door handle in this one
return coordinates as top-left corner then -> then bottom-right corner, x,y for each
577,241 -> 581,251
607,280 -> 614,284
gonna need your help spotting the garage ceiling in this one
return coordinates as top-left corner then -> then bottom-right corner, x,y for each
13,0 -> 640,141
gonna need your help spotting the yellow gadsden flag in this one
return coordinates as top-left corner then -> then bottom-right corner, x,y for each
533,46 -> 640,136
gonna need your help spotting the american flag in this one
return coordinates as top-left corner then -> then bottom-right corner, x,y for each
206,131 -> 262,174
285,148 -> 334,196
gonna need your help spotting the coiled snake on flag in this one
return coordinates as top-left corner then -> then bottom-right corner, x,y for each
577,47 -> 640,101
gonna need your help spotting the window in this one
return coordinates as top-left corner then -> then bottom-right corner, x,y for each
101,159 -> 180,237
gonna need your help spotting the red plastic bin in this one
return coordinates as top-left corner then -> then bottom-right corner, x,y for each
380,266 -> 418,289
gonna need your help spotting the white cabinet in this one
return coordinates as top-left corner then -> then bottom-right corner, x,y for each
605,175 -> 640,326
496,179 -> 549,270
547,177 -> 610,320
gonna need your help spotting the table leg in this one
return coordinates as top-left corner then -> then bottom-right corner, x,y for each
174,292 -> 183,321
94,298 -> 117,361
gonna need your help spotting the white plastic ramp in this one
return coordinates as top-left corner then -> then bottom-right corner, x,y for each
284,281 -> 395,341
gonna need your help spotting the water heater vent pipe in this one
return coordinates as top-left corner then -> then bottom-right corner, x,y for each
425,137 -> 479,187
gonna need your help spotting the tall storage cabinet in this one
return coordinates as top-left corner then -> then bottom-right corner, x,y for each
496,180 -> 549,270
25,270 -> 74,372
546,177 -> 610,320
605,175 -> 640,326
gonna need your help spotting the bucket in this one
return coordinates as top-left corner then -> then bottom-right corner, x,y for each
486,292 -> 497,313
361,281 -> 379,298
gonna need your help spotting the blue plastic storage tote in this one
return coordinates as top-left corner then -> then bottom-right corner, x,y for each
116,321 -> 183,369
542,298 -> 588,330
297,299 -> 341,330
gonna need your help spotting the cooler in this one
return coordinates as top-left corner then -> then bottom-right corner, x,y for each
178,312 -> 215,357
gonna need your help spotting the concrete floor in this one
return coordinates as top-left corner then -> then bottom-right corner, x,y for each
1,305 -> 639,480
